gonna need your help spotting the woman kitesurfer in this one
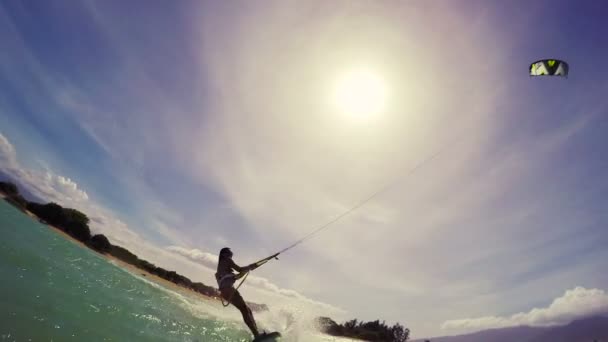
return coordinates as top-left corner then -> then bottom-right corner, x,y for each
215,247 -> 261,338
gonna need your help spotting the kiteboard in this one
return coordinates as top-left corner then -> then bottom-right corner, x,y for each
252,331 -> 281,342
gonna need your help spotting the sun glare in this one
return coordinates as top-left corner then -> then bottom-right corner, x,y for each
331,68 -> 389,120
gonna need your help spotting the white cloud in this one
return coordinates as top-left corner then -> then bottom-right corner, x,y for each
0,134 -> 89,204
441,287 -> 608,331
166,246 -> 219,270
245,274 -> 345,313
0,133 -> 17,166
0,132 -> 140,246
40,172 -> 89,202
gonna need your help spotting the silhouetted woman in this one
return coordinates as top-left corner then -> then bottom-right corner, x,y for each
215,247 -> 260,338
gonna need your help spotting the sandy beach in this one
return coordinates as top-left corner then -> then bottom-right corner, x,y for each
105,253 -> 222,302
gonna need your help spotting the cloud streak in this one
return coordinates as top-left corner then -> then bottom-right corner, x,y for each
166,246 -> 219,270
442,287 -> 608,331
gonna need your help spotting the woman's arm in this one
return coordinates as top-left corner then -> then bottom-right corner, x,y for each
229,259 -> 246,273
230,259 -> 257,273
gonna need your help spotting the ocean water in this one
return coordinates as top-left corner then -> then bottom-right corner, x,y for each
0,201 -> 350,342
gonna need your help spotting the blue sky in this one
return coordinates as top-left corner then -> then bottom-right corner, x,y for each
1,0 -> 608,338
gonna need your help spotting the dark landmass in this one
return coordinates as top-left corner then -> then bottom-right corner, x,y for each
317,317 -> 410,342
0,181 -> 28,211
411,315 -> 608,342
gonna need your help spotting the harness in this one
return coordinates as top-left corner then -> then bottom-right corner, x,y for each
219,253 -> 279,307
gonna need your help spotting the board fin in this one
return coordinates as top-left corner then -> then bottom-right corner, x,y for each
252,331 -> 281,342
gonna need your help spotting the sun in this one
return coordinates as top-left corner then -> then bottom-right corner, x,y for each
331,68 -> 389,120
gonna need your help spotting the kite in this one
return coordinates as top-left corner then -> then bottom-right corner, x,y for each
530,59 -> 569,77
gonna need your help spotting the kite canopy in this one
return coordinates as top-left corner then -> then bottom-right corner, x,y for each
530,59 -> 569,77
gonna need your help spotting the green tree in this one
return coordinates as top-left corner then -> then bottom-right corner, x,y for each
391,323 -> 410,342
89,234 -> 111,253
0,181 -> 18,195
344,319 -> 358,330
27,202 -> 91,241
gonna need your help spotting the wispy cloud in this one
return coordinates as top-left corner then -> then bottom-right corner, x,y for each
166,246 -> 219,270
442,287 -> 608,331
0,133 -> 17,167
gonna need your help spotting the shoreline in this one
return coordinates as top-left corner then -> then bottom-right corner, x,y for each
1,195 -> 223,305
105,253 -> 222,303
46,216 -> 224,303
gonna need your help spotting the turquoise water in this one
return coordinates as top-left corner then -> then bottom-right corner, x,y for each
0,200 -> 264,341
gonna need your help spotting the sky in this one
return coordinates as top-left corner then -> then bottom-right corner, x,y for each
1,0 -> 607,338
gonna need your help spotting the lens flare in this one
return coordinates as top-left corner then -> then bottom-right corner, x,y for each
331,68 -> 389,120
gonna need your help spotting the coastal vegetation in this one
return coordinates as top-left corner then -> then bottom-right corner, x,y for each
0,181 -> 28,210
317,317 -> 410,342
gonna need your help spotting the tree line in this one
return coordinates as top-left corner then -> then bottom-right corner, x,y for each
317,317 -> 410,341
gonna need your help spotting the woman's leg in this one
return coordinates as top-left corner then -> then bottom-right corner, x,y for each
221,288 -> 260,337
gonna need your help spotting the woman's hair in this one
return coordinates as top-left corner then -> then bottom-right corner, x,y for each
219,247 -> 232,260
